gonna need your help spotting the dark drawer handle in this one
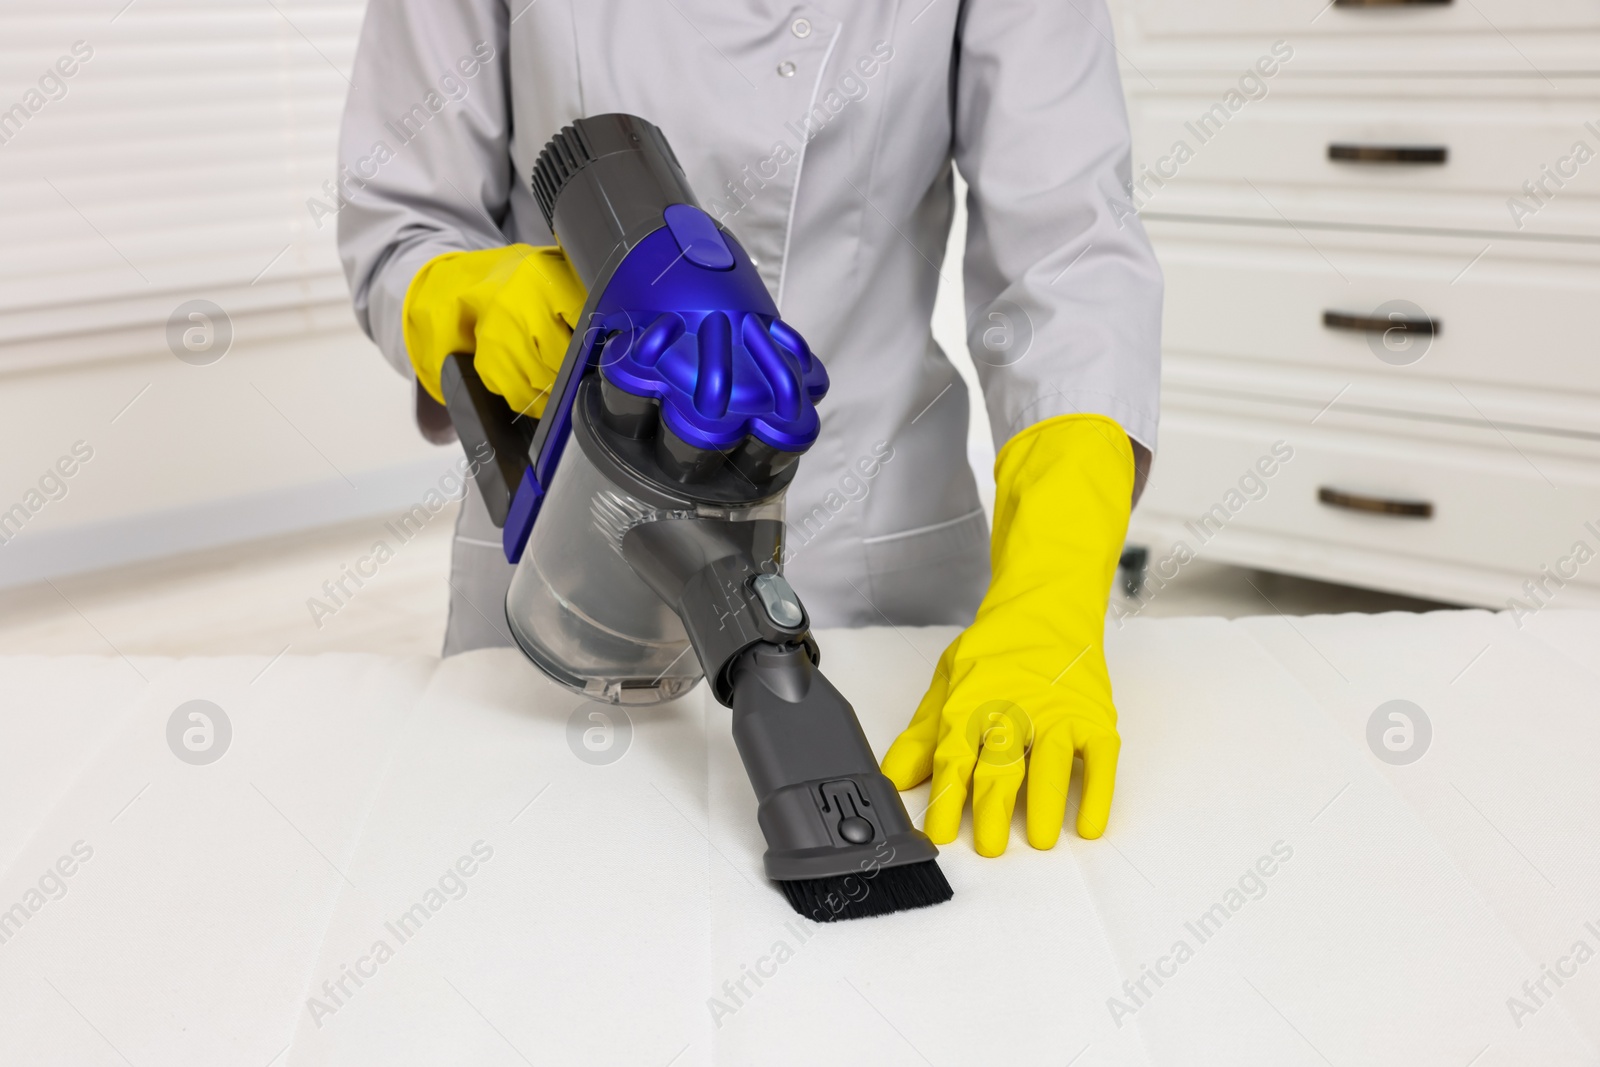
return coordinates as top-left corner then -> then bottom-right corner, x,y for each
1323,310 -> 1439,337
1319,487 -> 1434,519
1329,143 -> 1448,165
1335,0 -> 1452,6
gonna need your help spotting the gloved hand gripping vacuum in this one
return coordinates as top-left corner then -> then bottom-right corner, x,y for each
435,114 -> 951,921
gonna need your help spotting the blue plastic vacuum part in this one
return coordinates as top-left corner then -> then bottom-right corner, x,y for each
663,202 -> 735,270
596,227 -> 828,453
501,208 -> 827,564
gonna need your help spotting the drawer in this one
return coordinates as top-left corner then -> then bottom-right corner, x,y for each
1131,400 -> 1600,607
1108,0 -> 1600,73
1127,0 -> 1600,39
1148,219 -> 1600,433
1126,78 -> 1600,239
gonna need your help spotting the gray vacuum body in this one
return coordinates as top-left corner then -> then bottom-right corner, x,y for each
441,114 -> 950,919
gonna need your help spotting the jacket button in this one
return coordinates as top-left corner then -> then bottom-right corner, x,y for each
791,17 -> 812,38
777,59 -> 796,77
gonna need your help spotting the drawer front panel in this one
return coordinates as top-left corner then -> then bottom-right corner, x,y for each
1127,0 -> 1600,39
1109,0 -> 1600,72
1127,81 -> 1600,238
1136,403 -> 1600,589
1151,222 -> 1600,420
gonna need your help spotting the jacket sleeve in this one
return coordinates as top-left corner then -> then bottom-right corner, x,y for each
335,0 -> 519,377
952,0 -> 1162,453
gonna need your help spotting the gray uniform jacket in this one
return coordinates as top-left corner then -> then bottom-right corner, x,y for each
336,0 -> 1162,653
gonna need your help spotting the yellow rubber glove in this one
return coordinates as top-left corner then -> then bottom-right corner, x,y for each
880,413 -> 1135,856
402,244 -> 586,418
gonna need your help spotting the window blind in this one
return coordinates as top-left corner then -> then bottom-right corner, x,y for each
0,0 -> 367,373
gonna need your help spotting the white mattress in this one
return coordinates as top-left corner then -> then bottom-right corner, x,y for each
1,610 -> 1596,1065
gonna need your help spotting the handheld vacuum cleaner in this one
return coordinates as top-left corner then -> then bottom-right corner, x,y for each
439,114 -> 952,921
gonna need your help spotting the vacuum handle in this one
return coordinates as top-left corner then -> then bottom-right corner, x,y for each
438,352 -> 537,527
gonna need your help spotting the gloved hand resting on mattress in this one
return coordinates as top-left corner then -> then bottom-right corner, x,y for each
403,244 -> 586,418
880,413 -> 1135,855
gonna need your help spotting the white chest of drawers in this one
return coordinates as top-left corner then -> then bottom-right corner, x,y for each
1110,0 -> 1600,611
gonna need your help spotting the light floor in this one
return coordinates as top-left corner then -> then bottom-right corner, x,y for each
0,503 -> 1453,658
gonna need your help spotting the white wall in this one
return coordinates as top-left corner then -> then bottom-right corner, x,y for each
0,2 -> 457,588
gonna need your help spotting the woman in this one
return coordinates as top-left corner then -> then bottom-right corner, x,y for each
336,0 -> 1162,856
